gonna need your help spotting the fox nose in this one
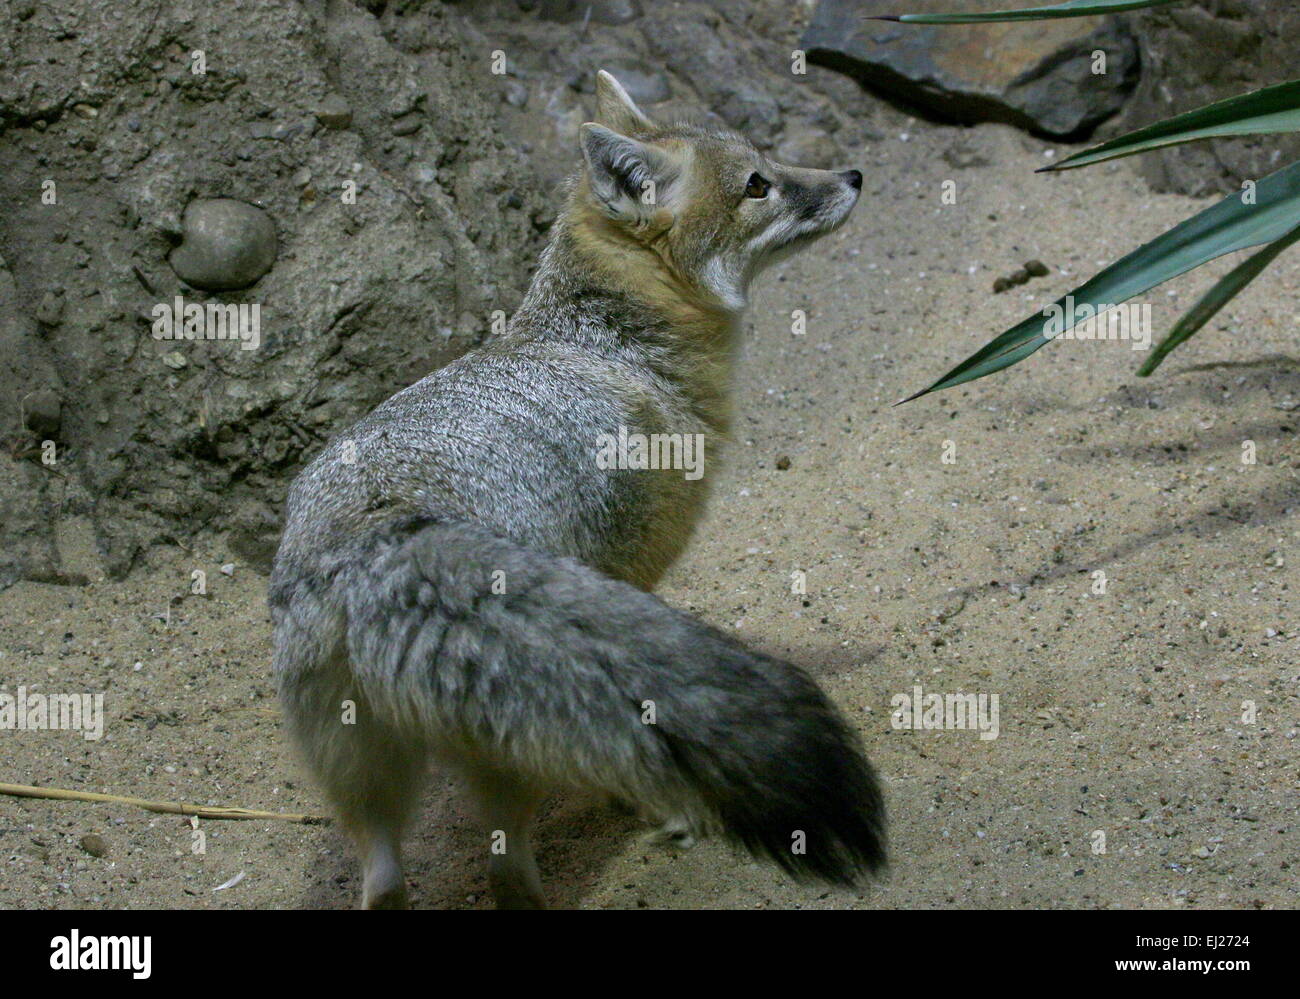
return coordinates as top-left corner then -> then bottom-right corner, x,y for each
840,169 -> 863,191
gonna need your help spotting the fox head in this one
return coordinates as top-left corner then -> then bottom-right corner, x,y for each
574,70 -> 862,313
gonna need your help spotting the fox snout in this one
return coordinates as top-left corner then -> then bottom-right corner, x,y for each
823,167 -> 863,221
768,165 -> 862,250
829,168 -> 862,226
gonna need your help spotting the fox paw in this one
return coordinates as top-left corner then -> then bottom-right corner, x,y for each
646,815 -> 697,851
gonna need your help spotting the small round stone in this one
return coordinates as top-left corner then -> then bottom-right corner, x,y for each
169,198 -> 277,291
79,833 -> 109,858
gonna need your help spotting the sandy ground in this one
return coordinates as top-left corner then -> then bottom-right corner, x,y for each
2,113 -> 1297,910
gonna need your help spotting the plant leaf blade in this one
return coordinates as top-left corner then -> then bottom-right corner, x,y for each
1137,223 -> 1300,376
875,0 -> 1178,24
902,158 -> 1300,401
1043,80 -> 1300,172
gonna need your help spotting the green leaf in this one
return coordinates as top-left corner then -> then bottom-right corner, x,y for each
1043,80 -> 1300,172
1137,223 -> 1300,376
874,0 -> 1178,24
900,158 -> 1300,402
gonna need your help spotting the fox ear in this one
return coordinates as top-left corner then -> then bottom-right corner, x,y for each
594,69 -> 655,134
580,123 -> 682,225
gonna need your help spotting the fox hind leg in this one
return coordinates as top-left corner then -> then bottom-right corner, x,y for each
461,763 -> 547,910
279,658 -> 428,909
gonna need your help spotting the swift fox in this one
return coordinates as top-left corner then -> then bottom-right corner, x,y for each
270,71 -> 885,908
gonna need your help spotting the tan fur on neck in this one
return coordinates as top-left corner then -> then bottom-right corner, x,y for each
565,186 -> 736,431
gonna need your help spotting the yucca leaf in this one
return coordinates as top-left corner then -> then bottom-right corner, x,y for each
1043,80 -> 1300,172
901,158 -> 1300,402
1137,223 -> 1300,376
874,0 -> 1178,24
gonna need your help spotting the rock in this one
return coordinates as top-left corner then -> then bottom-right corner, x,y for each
640,15 -> 784,148
538,0 -> 641,25
801,0 -> 1138,139
169,199 -> 277,291
79,834 -> 108,858
314,94 -> 353,129
23,389 -> 61,436
775,124 -> 842,169
942,141 -> 990,170
391,114 -> 422,136
35,291 -> 64,326
386,91 -> 420,117
502,79 -> 529,108
1122,0 -> 1300,196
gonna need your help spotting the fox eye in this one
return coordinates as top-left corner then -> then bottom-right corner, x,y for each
744,172 -> 770,199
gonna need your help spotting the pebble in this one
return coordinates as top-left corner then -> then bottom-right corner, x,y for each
387,92 -> 419,117
503,80 -> 529,108
587,0 -> 642,25
35,291 -> 64,326
79,834 -> 109,858
314,94 -> 353,130
391,115 -> 422,137
169,198 -> 277,291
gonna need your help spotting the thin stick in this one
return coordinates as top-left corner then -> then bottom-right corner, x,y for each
0,782 -> 330,825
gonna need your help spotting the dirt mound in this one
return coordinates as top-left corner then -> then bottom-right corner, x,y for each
0,0 -> 874,587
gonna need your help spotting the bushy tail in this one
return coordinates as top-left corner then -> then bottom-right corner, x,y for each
339,517 -> 886,885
